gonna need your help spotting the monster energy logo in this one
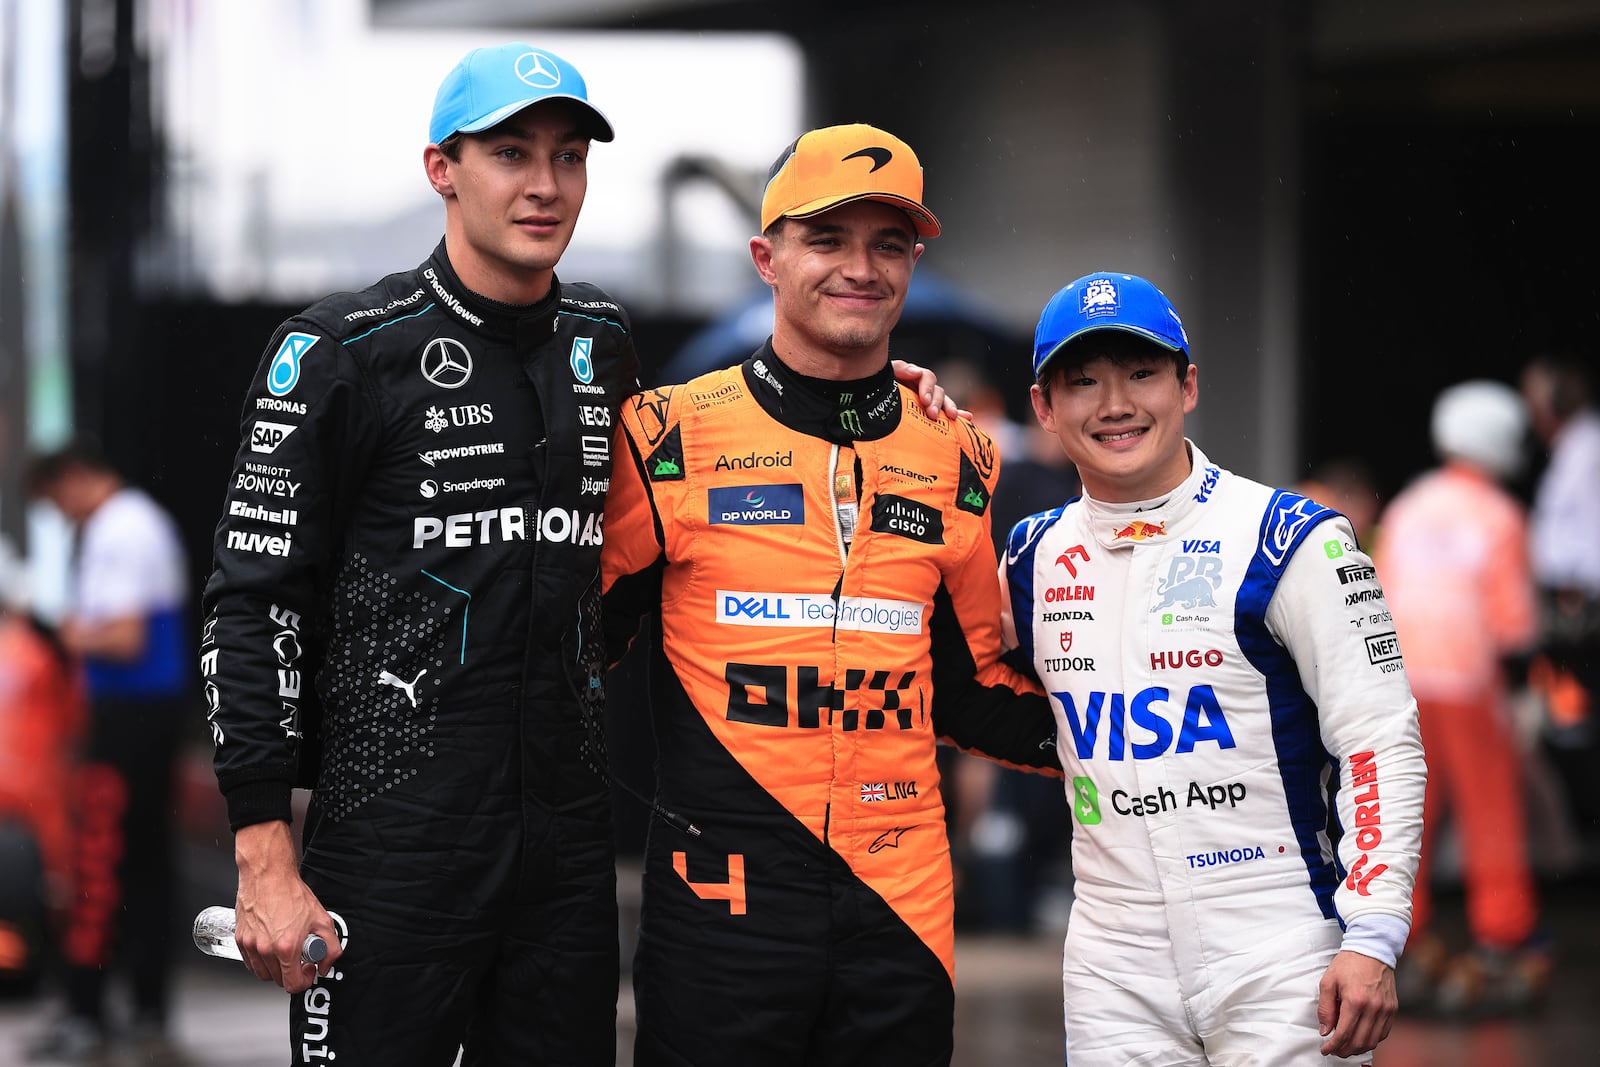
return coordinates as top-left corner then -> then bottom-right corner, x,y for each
1073,776 -> 1102,825
838,393 -> 863,437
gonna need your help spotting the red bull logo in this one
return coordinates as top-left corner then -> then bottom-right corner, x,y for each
1112,520 -> 1167,541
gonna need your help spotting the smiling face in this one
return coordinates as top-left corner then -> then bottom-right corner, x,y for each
749,199 -> 923,379
425,98 -> 591,304
1031,340 -> 1197,503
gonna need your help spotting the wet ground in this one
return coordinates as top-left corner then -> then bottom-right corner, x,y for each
2,871 -> 1596,1065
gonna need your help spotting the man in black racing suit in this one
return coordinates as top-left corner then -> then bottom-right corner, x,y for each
198,43 -> 638,1064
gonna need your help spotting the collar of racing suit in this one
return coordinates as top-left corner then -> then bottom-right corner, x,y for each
741,340 -> 902,445
427,239 -> 562,342
1077,438 -> 1216,550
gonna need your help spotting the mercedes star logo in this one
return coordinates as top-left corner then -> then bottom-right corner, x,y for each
516,50 -> 562,90
421,338 -> 473,389
842,146 -> 893,172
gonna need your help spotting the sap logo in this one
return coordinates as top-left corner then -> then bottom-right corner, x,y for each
1150,648 -> 1224,670
578,405 -> 612,428
1345,589 -> 1384,606
1192,465 -> 1220,504
249,421 -> 298,455
1180,539 -> 1221,554
1052,685 -> 1236,760
1337,563 -> 1376,586
1153,556 -> 1222,611
226,529 -> 293,557
1045,586 -> 1094,602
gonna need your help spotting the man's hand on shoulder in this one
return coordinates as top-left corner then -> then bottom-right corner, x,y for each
1317,949 -> 1397,1057
891,359 -> 970,421
234,821 -> 343,993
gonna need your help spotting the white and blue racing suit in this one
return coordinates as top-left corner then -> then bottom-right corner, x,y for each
1002,442 -> 1425,1066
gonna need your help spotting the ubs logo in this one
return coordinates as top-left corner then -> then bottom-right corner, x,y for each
421,338 -> 473,389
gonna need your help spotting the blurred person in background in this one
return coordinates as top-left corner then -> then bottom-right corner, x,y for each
0,539 -> 86,996
602,123 -> 1059,1066
1003,271 -> 1425,1065
1296,456 -> 1384,550
1379,381 -> 1549,1015
1520,354 -> 1600,835
23,440 -> 190,1061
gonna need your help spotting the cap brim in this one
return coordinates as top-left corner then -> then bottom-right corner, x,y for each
784,192 -> 941,237
1035,324 -> 1187,376
455,96 -> 615,143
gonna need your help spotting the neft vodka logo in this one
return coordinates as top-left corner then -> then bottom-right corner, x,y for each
715,591 -> 926,634
249,421 -> 298,455
709,484 -> 804,526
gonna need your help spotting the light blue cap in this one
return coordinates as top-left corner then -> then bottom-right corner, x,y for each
429,42 -> 614,146
1033,272 -> 1189,378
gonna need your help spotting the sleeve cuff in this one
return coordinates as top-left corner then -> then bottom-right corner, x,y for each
1341,913 -> 1411,968
221,775 -> 295,832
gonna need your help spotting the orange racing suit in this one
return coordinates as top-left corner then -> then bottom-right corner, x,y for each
602,346 -> 1059,1067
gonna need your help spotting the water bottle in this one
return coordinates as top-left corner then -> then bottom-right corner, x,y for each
192,906 -> 338,965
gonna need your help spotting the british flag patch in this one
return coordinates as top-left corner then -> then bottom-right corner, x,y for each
860,782 -> 888,802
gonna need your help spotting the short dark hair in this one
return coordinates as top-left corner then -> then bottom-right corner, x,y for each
1036,332 -> 1187,393
437,132 -> 465,162
26,436 -> 113,497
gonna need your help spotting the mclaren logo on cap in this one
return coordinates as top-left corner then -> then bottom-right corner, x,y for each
516,51 -> 562,89
842,146 -> 893,172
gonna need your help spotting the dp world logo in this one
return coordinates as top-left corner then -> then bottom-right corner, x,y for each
516,50 -> 562,90
421,338 -> 473,389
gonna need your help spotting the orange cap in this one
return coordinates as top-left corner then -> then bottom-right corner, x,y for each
759,124 -> 941,237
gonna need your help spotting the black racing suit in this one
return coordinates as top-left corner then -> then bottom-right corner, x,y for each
200,242 -> 638,1066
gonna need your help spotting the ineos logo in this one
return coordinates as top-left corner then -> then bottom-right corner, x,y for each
421,338 -> 473,389
516,51 -> 562,90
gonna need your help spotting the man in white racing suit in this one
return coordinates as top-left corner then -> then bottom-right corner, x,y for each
1001,271 -> 1425,1065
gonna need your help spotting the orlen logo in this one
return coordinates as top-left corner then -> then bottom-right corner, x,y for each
1344,750 -> 1388,895
1045,585 -> 1094,602
1052,685 -> 1236,760
249,421 -> 298,455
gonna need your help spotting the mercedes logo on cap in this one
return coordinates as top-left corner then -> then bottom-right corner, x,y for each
421,338 -> 473,389
516,51 -> 562,90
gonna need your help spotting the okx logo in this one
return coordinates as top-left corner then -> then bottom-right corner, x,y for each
1073,776 -> 1102,825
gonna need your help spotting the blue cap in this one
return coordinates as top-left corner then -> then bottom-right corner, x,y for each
1032,272 -> 1189,378
429,43 -> 614,146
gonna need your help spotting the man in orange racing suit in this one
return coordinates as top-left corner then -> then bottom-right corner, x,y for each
601,124 -> 1060,1067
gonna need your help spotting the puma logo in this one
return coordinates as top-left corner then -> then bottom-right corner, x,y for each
377,668 -> 428,708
